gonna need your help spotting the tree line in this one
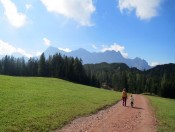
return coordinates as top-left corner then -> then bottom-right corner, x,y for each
0,53 -> 99,87
84,62 -> 175,98
0,54 -> 174,98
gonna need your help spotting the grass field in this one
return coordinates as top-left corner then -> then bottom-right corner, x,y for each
148,96 -> 175,132
0,75 -> 120,131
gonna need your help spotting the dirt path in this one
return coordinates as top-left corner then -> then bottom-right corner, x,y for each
56,94 -> 157,132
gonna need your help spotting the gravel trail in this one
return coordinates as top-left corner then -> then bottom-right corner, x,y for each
57,94 -> 157,132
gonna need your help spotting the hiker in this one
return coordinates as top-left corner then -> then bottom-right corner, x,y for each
122,88 -> 127,106
130,94 -> 134,107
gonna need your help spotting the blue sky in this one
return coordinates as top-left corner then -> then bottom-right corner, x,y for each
0,0 -> 175,66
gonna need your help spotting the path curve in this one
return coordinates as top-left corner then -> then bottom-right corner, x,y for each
56,94 -> 157,132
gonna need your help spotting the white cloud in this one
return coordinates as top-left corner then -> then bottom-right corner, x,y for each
101,43 -> 128,58
92,44 -> 98,49
150,61 -> 160,67
58,48 -> 72,52
0,40 -> 32,58
43,37 -> 51,46
16,48 -> 32,58
25,4 -> 33,10
0,0 -> 27,28
40,0 -> 95,26
35,51 -> 42,56
0,40 -> 16,55
118,0 -> 161,20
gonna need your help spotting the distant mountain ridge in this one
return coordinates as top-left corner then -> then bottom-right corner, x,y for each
44,46 -> 151,70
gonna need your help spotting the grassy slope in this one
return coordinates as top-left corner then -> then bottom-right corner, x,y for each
0,75 -> 120,131
148,96 -> 175,132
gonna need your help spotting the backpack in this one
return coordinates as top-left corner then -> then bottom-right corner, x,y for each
122,91 -> 127,97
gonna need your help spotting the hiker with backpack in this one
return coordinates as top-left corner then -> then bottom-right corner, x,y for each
122,88 -> 127,106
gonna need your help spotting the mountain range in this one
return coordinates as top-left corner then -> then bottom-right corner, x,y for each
0,46 -> 151,70
44,46 -> 151,70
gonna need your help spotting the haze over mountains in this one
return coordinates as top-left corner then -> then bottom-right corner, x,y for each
0,46 -> 151,70
44,46 -> 151,70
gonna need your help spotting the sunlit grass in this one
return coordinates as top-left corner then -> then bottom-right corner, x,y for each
0,75 -> 120,131
148,96 -> 175,132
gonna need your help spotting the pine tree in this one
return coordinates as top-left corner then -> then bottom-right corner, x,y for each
38,53 -> 46,77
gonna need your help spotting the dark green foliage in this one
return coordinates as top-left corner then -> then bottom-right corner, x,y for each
0,55 -> 174,98
0,56 -> 27,76
0,54 -> 98,87
38,53 -> 46,76
84,63 -> 141,92
145,64 -> 175,98
27,58 -> 38,76
84,63 -> 175,98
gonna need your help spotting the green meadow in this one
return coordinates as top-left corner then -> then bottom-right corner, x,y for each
0,75 -> 120,131
148,96 -> 175,132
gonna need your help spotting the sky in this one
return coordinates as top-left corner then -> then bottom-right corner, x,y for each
0,0 -> 175,66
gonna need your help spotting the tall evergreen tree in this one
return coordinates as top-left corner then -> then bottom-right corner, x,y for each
38,53 -> 46,76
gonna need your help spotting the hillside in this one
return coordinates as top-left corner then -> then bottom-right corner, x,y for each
0,75 -> 119,132
145,63 -> 175,98
84,63 -> 175,98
